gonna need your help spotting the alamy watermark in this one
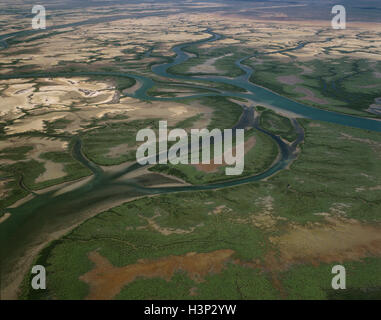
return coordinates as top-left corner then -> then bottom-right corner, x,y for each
31,265 -> 46,290
136,121 -> 245,176
331,265 -> 346,290
331,5 -> 346,29
32,5 -> 46,30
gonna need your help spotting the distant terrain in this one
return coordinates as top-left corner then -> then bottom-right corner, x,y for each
0,0 -> 380,300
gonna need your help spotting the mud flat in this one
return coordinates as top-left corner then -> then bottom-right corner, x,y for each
0,213 -> 11,224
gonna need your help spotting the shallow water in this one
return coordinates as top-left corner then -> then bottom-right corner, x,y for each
0,28 -> 380,288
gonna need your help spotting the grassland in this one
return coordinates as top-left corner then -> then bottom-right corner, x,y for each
258,107 -> 298,142
79,96 -> 242,167
20,119 -> 381,300
0,138 -> 92,211
189,96 -> 242,130
2,0 -> 381,302
246,57 -> 381,117
149,128 -> 278,185
81,119 -> 160,166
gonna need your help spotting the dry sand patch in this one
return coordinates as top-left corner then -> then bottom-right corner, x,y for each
268,217 -> 381,270
188,53 -> 233,74
139,211 -> 200,236
0,84 -> 36,119
0,213 -> 11,224
34,160 -> 66,183
118,97 -> 212,126
0,136 -> 69,183
5,113 -> 68,135
122,81 -> 142,95
53,176 -> 94,197
211,205 -> 231,215
0,77 -> 118,129
0,179 -> 11,198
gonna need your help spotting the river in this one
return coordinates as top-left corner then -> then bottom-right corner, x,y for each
0,28 -> 380,298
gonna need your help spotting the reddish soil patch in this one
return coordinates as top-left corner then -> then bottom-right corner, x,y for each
80,217 -> 381,299
194,136 -> 256,173
80,249 -> 235,300
294,86 -> 329,105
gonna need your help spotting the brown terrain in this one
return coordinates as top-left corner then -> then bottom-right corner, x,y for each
80,214 -> 381,299
80,249 -> 235,300
194,136 -> 256,172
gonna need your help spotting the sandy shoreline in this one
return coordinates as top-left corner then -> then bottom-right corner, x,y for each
0,212 -> 11,224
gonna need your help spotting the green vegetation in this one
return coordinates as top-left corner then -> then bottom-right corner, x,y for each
37,151 -> 91,187
81,119 -> 160,166
80,96 -> 241,167
246,57 -> 381,116
0,146 -> 33,161
7,30 -> 71,45
0,149 -> 91,193
169,46 -> 246,78
44,118 -> 73,135
282,258 -> 381,300
0,177 -> 29,211
173,113 -> 203,129
150,128 -> 278,184
4,22 -> 381,302
0,139 -> 91,210
204,81 -> 246,93
110,76 -> 136,92
20,120 -> 381,300
20,188 -> 271,300
183,96 -> 243,130
258,108 -> 298,142
116,264 -> 279,300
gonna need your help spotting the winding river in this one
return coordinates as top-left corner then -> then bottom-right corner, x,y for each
0,28 -> 380,296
